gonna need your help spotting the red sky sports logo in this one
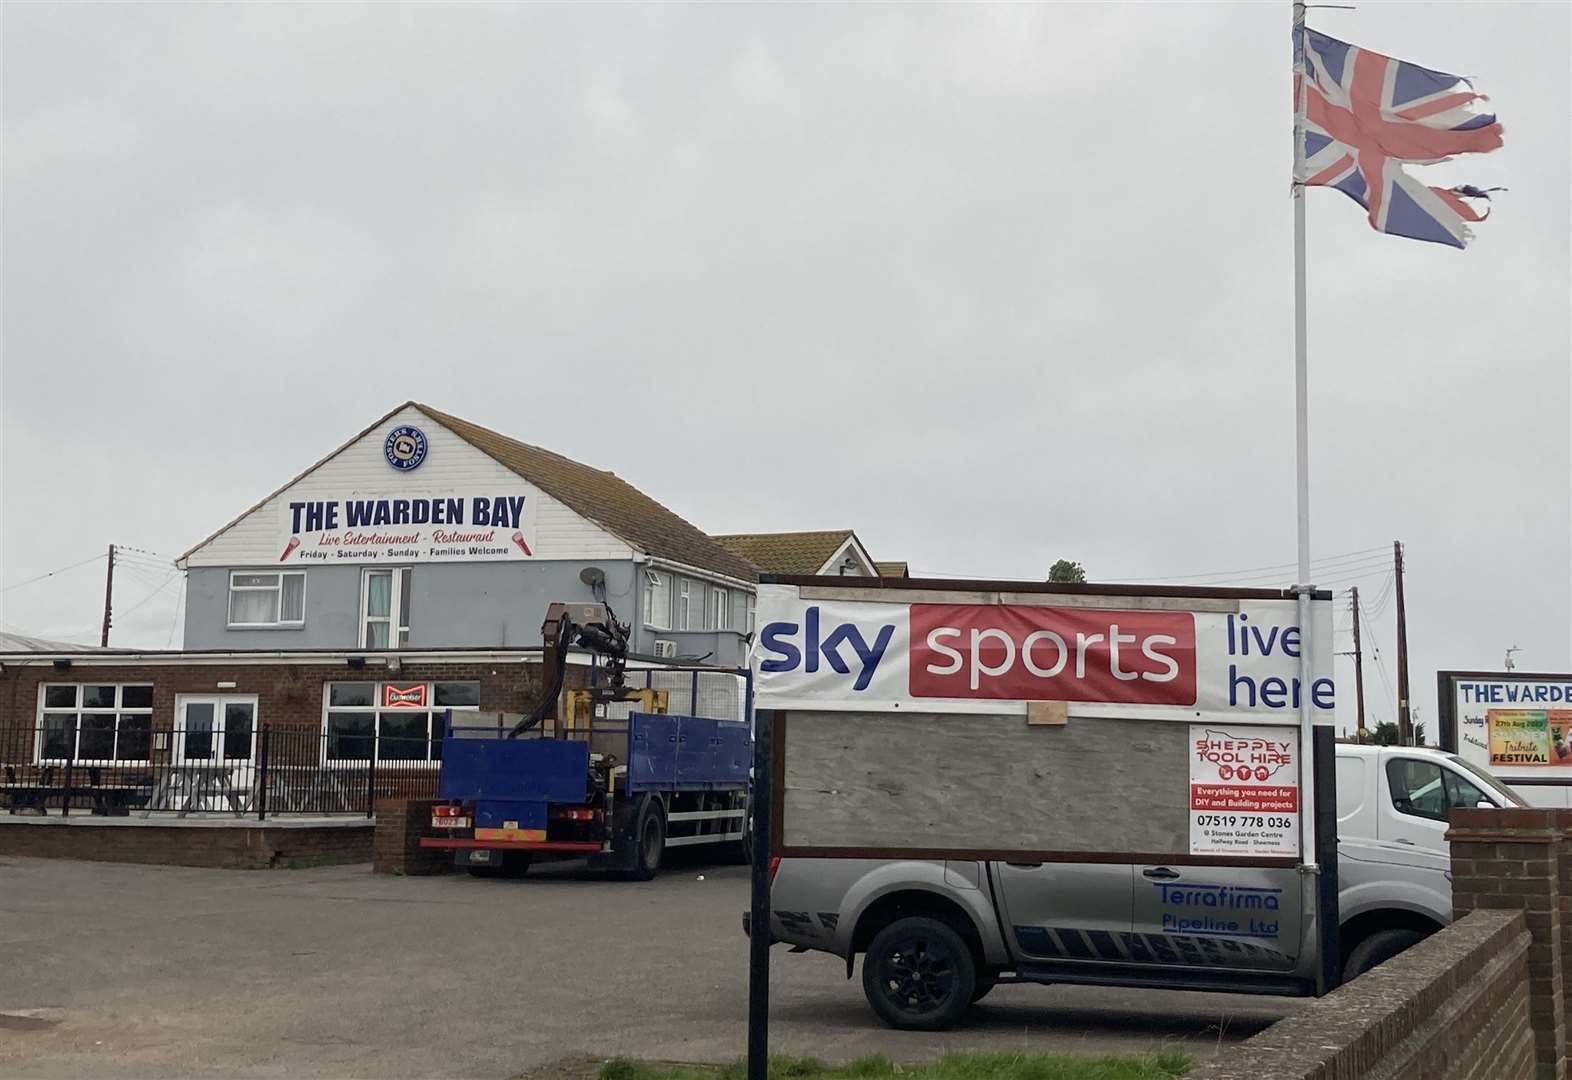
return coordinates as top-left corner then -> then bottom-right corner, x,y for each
908,604 -> 1196,704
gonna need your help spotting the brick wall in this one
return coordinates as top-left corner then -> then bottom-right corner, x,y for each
1192,805 -> 1572,1080
373,798 -> 450,875
0,657 -> 548,744
1449,807 -> 1571,1080
0,819 -> 373,869
1189,908 -> 1534,1080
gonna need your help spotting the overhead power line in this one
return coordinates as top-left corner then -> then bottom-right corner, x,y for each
1,553 -> 106,593
1107,545 -> 1391,584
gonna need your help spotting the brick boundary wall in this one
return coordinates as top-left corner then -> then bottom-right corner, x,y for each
1191,806 -> 1572,1080
373,798 -> 450,875
0,817 -> 372,869
1187,908 -> 1533,1080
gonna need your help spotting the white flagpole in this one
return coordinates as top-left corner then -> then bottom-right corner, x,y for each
1291,2 -> 1318,882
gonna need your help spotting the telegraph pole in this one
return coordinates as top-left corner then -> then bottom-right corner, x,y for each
1350,587 -> 1367,739
1394,540 -> 1412,745
100,544 -> 116,647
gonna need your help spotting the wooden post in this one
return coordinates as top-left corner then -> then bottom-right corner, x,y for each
1394,540 -> 1412,744
100,544 -> 115,647
1350,587 -> 1366,738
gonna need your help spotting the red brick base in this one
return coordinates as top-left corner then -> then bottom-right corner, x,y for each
0,817 -> 372,869
373,798 -> 450,876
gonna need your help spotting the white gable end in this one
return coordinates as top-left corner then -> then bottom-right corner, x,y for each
181,405 -> 634,567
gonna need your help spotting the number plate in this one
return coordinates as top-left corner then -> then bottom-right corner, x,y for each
432,815 -> 471,830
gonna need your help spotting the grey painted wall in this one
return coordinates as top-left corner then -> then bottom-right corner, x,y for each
185,560 -> 750,665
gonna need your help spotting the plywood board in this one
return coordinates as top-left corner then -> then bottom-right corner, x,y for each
780,710 -> 1193,857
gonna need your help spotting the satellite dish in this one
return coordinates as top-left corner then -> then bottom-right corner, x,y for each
579,567 -> 606,588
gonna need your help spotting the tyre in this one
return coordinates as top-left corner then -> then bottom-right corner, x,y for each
466,852 -> 533,879
1343,928 -> 1425,981
861,916 -> 977,1030
629,797 -> 666,881
970,975 -> 998,1004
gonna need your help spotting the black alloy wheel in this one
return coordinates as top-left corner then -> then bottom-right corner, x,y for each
861,916 -> 976,1030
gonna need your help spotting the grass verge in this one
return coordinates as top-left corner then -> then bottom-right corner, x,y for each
599,1050 -> 1191,1080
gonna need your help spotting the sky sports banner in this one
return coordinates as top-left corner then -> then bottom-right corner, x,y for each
752,584 -> 1335,721
277,492 -> 538,563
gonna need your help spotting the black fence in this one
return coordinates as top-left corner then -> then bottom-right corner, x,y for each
0,725 -> 439,819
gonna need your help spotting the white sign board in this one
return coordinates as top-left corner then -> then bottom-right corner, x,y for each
277,491 -> 539,564
752,584 -> 1336,722
1188,724 -> 1300,857
1448,674 -> 1572,780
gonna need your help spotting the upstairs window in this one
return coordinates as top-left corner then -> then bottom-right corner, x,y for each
676,578 -> 692,631
228,571 -> 305,627
362,568 -> 412,648
709,586 -> 731,631
643,569 -> 672,629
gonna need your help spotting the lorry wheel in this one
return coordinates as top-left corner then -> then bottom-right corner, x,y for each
862,916 -> 976,1030
630,798 -> 666,881
1343,928 -> 1425,981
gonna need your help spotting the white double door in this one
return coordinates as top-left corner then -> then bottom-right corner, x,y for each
174,695 -> 258,769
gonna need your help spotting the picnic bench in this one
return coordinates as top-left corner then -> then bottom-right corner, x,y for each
2,765 -> 154,816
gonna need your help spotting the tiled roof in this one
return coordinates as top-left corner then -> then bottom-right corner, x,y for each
417,404 -> 758,583
713,531 -> 860,576
873,561 -> 909,579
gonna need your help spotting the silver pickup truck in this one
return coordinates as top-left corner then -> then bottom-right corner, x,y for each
750,743 -> 1523,1030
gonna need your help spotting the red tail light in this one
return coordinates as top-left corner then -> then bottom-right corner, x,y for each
549,807 -> 598,822
432,805 -> 464,818
768,856 -> 781,883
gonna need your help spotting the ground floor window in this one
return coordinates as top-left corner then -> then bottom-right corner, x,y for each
323,680 -> 479,764
36,684 -> 154,763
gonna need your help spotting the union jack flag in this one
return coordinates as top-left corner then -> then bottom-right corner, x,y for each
1295,26 -> 1505,248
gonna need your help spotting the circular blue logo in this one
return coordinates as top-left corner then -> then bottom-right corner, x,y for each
384,426 -> 428,471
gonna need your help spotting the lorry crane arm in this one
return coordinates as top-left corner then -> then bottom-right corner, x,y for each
508,601 -> 631,738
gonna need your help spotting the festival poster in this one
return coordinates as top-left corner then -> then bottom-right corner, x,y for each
1488,710 -> 1572,767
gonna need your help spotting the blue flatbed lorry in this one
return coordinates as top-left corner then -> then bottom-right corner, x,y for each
418,601 -> 752,878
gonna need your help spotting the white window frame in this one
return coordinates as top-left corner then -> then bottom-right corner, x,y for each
676,578 -> 692,631
322,680 -> 481,767
35,683 -> 155,764
709,586 -> 731,631
360,567 -> 412,649
746,592 -> 757,634
643,568 -> 672,630
227,570 -> 306,628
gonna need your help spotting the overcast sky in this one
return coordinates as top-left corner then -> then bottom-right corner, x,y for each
3,2 -> 1567,736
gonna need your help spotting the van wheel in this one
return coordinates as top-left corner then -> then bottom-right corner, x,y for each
862,917 -> 976,1030
628,798 -> 665,881
1343,928 -> 1425,981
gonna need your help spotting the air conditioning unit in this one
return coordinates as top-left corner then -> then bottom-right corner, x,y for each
652,639 -> 678,659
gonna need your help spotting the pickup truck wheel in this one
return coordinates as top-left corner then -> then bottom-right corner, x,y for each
1343,928 -> 1425,981
862,916 -> 976,1030
629,798 -> 665,881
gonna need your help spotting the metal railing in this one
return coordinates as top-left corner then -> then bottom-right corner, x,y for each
0,725 -> 439,820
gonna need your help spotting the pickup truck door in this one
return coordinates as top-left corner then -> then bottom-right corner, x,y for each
1130,864 -> 1302,972
990,863 -> 1134,964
